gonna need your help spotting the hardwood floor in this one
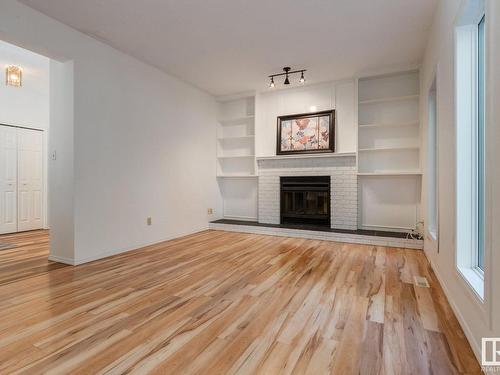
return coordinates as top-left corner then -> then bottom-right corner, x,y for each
0,230 -> 481,374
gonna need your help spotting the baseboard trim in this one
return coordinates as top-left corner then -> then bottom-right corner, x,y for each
424,252 -> 481,362
48,254 -> 76,265
72,225 -> 209,265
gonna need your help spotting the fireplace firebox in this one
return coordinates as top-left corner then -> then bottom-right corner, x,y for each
280,176 -> 331,226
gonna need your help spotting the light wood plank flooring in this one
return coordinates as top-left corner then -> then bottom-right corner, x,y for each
0,230 -> 481,374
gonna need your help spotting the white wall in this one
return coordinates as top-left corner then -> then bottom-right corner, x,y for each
0,40 -> 49,129
420,0 -> 500,359
255,80 -> 356,157
0,1 -> 222,264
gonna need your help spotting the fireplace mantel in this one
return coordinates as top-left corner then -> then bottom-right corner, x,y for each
256,152 -> 355,162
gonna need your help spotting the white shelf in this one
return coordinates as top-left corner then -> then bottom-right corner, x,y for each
217,135 -> 255,141
216,174 -> 258,178
219,116 -> 255,125
358,146 -> 419,152
359,95 -> 419,105
359,121 -> 419,129
358,171 -> 422,176
217,155 -> 255,159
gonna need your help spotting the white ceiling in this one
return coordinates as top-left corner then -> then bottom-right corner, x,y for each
19,0 -> 438,96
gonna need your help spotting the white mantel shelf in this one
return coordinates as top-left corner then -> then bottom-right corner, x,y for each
256,152 -> 356,161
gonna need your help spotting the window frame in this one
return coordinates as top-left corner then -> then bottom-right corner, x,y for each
454,10 -> 486,300
427,76 -> 439,243
476,15 -> 485,272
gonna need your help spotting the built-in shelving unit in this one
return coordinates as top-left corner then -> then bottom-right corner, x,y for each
216,95 -> 258,220
357,70 -> 421,231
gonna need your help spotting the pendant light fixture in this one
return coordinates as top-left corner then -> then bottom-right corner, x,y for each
268,67 -> 307,88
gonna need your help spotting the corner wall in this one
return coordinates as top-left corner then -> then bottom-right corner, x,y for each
49,59 -> 74,263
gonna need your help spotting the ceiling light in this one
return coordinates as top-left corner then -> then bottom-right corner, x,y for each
6,65 -> 22,87
299,71 -> 305,84
268,66 -> 306,88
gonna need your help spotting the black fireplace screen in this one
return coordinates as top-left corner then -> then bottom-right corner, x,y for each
280,176 -> 331,226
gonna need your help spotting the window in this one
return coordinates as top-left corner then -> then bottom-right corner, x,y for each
477,15 -> 485,270
455,6 -> 485,298
427,78 -> 438,241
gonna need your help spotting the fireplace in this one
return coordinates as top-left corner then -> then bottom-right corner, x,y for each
280,176 -> 331,226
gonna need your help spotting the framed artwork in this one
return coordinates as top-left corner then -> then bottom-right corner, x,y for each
276,110 -> 335,155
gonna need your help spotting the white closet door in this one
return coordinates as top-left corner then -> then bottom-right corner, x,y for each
0,126 -> 18,234
17,128 -> 43,232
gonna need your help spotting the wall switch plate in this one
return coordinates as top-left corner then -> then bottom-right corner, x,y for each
51,150 -> 57,160
147,217 -> 152,225
207,208 -> 213,215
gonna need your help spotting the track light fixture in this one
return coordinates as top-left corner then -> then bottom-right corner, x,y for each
268,67 -> 306,88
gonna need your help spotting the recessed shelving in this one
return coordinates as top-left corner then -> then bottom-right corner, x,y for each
358,94 -> 419,105
357,70 -> 421,231
217,95 -> 258,220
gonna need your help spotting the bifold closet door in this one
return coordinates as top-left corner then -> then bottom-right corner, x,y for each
0,126 -> 18,234
17,128 -> 43,232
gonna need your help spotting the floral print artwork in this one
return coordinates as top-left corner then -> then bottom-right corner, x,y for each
291,117 -> 318,150
280,120 -> 292,151
318,115 -> 330,149
279,112 -> 332,153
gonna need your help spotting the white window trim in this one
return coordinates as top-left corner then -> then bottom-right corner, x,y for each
455,17 -> 485,300
426,74 -> 439,243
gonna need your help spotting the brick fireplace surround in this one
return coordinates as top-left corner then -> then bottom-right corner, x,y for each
257,153 -> 357,230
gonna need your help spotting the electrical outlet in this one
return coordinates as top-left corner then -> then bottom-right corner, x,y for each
207,208 -> 213,215
147,217 -> 152,226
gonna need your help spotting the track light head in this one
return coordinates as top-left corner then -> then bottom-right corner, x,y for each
299,71 -> 305,84
269,76 -> 275,88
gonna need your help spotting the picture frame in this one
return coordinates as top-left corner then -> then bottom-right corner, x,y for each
276,110 -> 335,155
